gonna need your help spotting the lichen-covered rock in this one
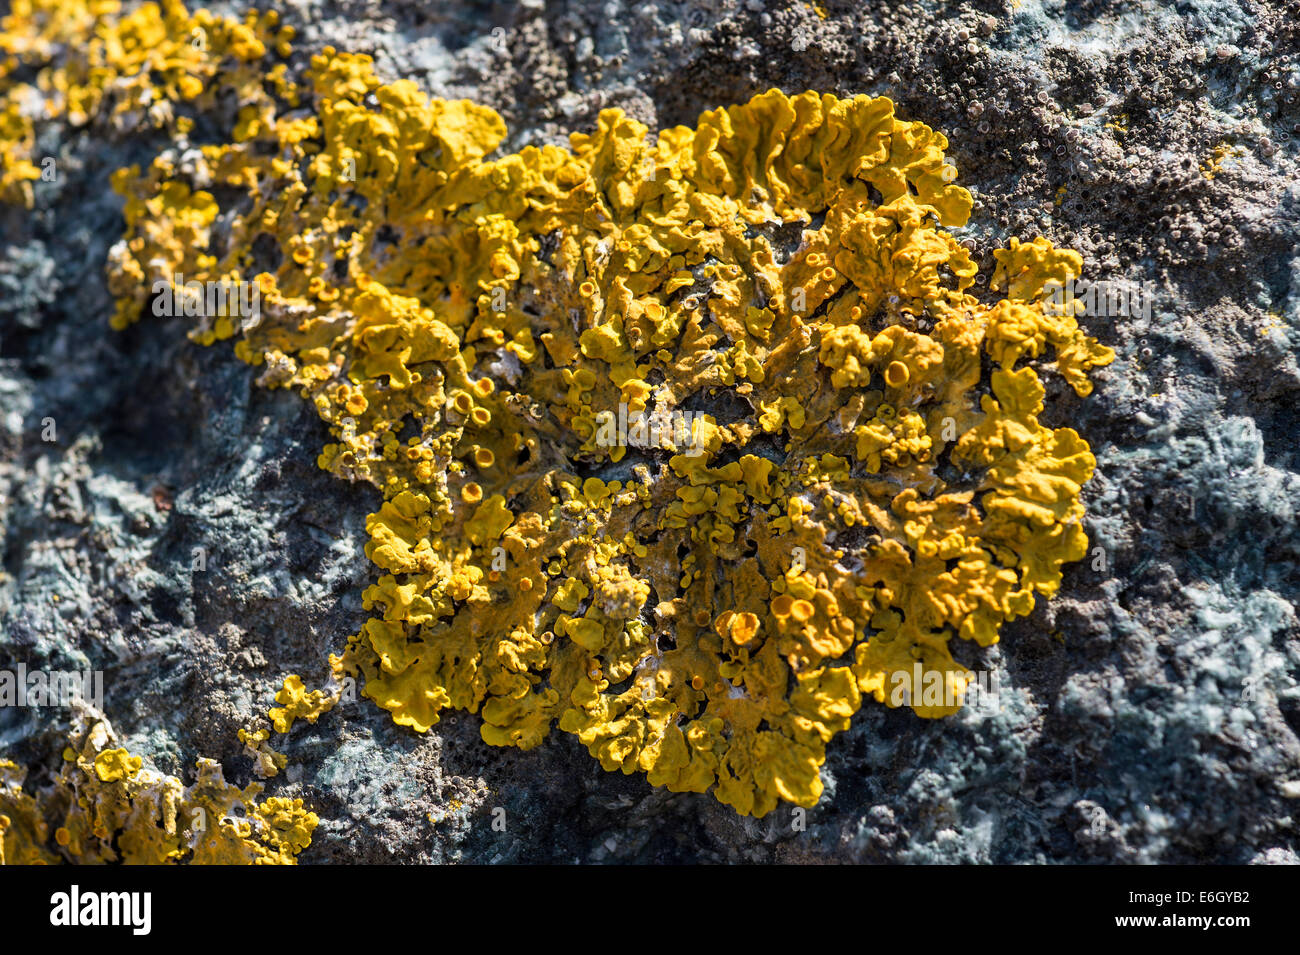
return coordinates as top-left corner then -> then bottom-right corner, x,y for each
1,0 -> 1298,862
91,15 -> 1113,815
0,716 -> 316,864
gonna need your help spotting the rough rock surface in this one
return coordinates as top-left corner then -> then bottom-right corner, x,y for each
2,0 -> 1299,863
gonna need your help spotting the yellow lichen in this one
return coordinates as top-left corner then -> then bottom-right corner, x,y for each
238,727 -> 289,779
0,0 -> 293,207
3,1 -> 1114,818
268,673 -> 338,735
0,721 -> 317,864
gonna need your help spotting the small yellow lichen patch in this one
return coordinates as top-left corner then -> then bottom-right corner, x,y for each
0,721 -> 317,864
238,727 -> 289,779
268,674 -> 339,734
93,748 -> 142,782
1201,141 -> 1242,180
